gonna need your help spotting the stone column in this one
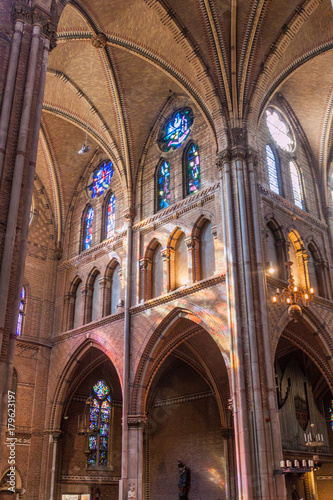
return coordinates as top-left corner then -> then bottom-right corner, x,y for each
184,236 -> 195,284
49,431 -> 62,500
160,248 -> 169,294
220,428 -> 236,500
99,276 -> 111,317
126,415 -> 147,500
0,3 -> 56,461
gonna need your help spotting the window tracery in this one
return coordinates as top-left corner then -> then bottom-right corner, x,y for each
186,143 -> 201,195
88,161 -> 114,198
289,161 -> 304,209
265,107 -> 294,152
83,206 -> 94,250
106,193 -> 116,239
158,107 -> 194,152
88,380 -> 111,467
16,286 -> 26,336
156,161 -> 171,211
265,144 -> 280,194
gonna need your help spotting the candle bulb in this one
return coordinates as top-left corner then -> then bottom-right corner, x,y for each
321,434 -> 324,442
304,433 -> 307,442
280,460 -> 285,468
286,460 -> 292,467
302,460 -> 307,467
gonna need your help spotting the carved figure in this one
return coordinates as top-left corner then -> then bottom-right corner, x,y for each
128,483 -> 136,500
178,461 -> 189,499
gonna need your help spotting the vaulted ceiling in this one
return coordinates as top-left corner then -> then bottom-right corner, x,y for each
38,0 -> 333,238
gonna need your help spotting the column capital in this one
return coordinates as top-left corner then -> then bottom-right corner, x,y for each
127,415 -> 148,428
184,236 -> 196,250
216,149 -> 231,170
139,258 -> 148,271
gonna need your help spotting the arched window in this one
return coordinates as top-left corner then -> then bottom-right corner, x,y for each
83,206 -> 94,250
265,144 -> 280,194
266,226 -> 279,275
152,243 -> 163,298
106,193 -> 116,239
156,161 -> 171,211
200,221 -> 215,279
175,233 -> 187,289
265,107 -> 295,152
91,273 -> 101,322
185,143 -> 201,195
88,380 -> 111,467
307,248 -> 319,293
88,160 -> 114,198
16,286 -> 26,336
289,161 -> 304,209
73,281 -> 83,329
111,264 -> 121,314
158,107 -> 194,152
288,239 -> 301,287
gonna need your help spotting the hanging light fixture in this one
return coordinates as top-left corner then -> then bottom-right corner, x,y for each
272,261 -> 314,321
78,41 -> 94,155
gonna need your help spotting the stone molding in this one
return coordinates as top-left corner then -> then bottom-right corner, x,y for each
153,390 -> 213,408
258,183 -> 327,230
61,475 -> 120,483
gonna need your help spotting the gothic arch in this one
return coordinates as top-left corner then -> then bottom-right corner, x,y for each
50,337 -> 123,432
130,307 -> 231,422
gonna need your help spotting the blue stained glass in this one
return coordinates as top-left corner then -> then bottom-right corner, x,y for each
266,145 -> 280,194
89,399 -> 99,430
89,435 -> 97,450
159,108 -> 194,152
16,286 -> 25,336
100,423 -> 109,436
88,380 -> 111,467
88,451 -> 97,466
289,161 -> 304,209
157,161 -> 171,211
187,144 -> 201,194
88,161 -> 114,198
84,207 -> 94,250
106,193 -> 116,239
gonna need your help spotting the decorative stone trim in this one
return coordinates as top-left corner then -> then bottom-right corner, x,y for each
133,183 -> 219,232
61,475 -> 120,483
127,415 -> 147,427
131,273 -> 226,314
258,184 -> 327,230
153,391 -> 213,408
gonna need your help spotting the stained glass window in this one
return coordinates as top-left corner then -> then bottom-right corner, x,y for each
83,207 -> 94,250
88,381 -> 111,467
106,193 -> 116,239
289,161 -> 304,209
16,286 -> 26,336
157,161 -> 171,211
158,108 -> 194,152
88,161 -> 114,198
265,108 -> 294,152
186,143 -> 201,194
266,145 -> 280,194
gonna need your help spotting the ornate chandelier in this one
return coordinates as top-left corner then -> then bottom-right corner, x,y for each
272,261 -> 314,321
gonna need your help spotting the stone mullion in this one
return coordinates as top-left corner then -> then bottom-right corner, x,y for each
99,276 -> 110,318
318,259 -> 331,299
184,236 -> 195,284
160,248 -> 170,293
81,285 -> 92,325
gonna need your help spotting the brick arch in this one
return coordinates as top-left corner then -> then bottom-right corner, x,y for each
130,307 -> 231,425
50,337 -> 122,431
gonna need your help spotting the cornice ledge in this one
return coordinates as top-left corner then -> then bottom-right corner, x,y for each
131,273 -> 226,314
52,311 -> 125,345
58,232 -> 126,270
133,182 -> 220,232
258,184 -> 327,230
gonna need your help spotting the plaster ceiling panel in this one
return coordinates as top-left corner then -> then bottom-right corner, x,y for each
57,3 -> 91,35
277,50 -> 333,169
39,112 -> 99,220
44,54 -> 119,154
109,45 -> 186,171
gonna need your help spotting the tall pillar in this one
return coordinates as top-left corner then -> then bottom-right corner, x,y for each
126,415 -> 147,500
0,2 -> 57,461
